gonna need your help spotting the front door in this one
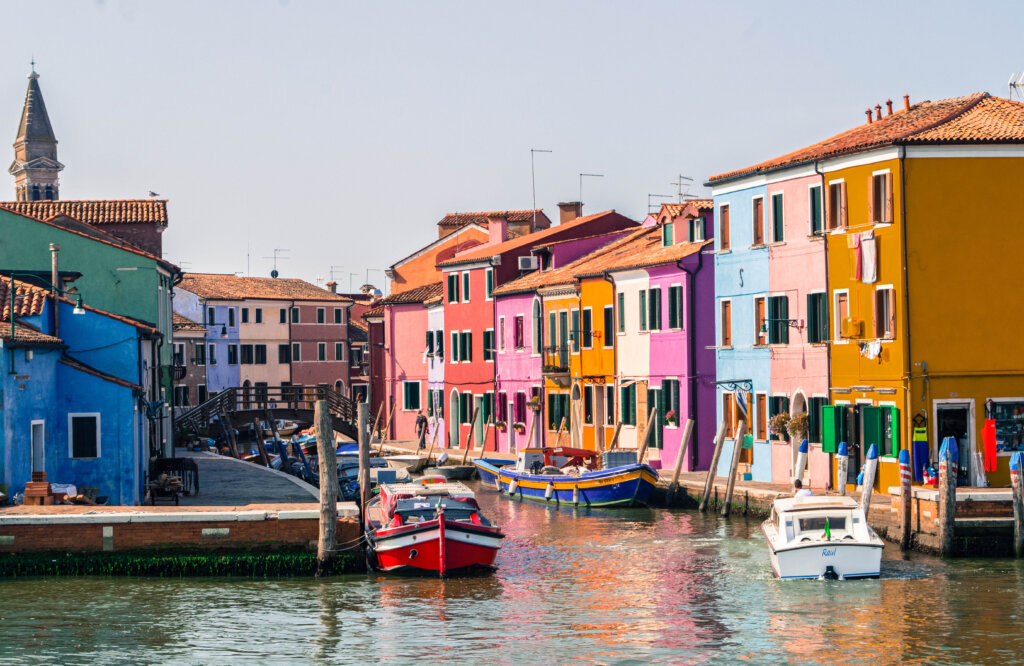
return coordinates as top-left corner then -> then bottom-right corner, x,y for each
31,421 -> 45,473
937,405 -> 971,486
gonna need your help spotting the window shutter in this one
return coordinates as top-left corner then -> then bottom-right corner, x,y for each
824,184 -> 832,230
840,181 -> 848,228
806,293 -> 818,343
821,405 -> 837,453
780,297 -> 789,344
884,172 -> 894,223
889,406 -> 900,456
426,331 -> 434,353
872,290 -> 882,338
868,175 -> 876,224
818,294 -> 829,344
639,290 -> 647,331
862,406 -> 883,454
888,289 -> 897,339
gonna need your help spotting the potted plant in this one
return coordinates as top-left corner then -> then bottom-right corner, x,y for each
769,412 -> 791,441
787,412 -> 809,441
665,409 -> 678,426
495,420 -> 508,432
513,422 -> 526,434
527,395 -> 541,412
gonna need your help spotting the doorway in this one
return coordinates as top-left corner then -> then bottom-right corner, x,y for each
936,403 -> 973,486
30,420 -> 45,473
449,390 -> 460,448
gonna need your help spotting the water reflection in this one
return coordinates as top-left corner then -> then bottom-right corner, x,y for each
2,484 -> 1024,663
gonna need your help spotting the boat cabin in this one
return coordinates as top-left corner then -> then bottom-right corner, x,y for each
514,447 -> 598,474
768,496 -> 871,545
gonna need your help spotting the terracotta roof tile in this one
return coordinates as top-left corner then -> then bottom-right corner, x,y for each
379,282 -> 442,305
439,210 -> 638,267
0,279 -> 49,320
173,312 -> 205,332
1,322 -> 62,345
708,93 -> 997,184
178,274 -> 352,302
363,305 -> 385,319
0,200 -> 168,226
437,209 -> 543,228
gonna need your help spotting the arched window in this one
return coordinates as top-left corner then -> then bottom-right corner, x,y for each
44,185 -> 53,200
532,298 -> 542,354
335,380 -> 345,397
31,185 -> 41,201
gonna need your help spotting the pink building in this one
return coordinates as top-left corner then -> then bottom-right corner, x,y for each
290,298 -> 353,395
492,290 -> 543,453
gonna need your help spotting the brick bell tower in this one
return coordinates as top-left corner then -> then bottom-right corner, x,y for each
9,63 -> 64,201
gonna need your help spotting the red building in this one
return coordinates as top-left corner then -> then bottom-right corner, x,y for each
439,209 -> 638,451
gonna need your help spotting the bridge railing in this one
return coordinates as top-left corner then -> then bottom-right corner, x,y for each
176,385 -> 357,435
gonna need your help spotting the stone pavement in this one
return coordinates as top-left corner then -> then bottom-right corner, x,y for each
174,449 -> 319,506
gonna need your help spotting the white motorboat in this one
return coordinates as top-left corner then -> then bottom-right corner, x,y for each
386,455 -> 429,474
762,495 -> 883,580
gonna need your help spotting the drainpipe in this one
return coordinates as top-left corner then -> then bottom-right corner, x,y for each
50,243 -> 59,337
898,145 -> 914,454
814,160 -> 831,400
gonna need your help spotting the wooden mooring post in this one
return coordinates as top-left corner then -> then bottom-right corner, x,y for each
636,407 -> 658,464
938,436 -> 959,558
315,400 -> 338,577
358,402 -> 371,516
265,410 -> 287,469
1011,451 -> 1023,558
698,421 -> 728,513
667,418 -> 694,505
836,442 -> 849,495
721,420 -> 747,517
859,444 -> 879,516
251,418 -> 271,467
424,416 -> 441,463
460,406 -> 481,465
899,448 -> 913,550
219,407 -> 240,458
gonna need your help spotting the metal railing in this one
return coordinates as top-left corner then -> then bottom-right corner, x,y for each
542,345 -> 570,373
176,384 -> 356,435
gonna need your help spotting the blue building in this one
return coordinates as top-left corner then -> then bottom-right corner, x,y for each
711,180 -> 773,482
1,279 -> 155,504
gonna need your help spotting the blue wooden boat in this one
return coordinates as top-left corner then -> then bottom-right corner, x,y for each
473,447 -> 658,507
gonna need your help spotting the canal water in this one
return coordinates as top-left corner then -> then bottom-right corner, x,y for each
2,482 -> 1023,664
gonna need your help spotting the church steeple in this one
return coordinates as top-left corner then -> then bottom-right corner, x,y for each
9,64 -> 64,201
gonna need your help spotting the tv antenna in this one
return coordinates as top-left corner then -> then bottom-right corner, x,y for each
671,175 -> 694,202
648,193 -> 674,214
263,248 -> 290,278
1009,72 -> 1024,101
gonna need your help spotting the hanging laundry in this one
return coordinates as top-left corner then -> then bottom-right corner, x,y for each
861,230 -> 877,283
847,233 -> 861,280
982,418 -> 997,472
860,339 -> 882,360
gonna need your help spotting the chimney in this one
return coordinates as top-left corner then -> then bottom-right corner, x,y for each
326,280 -> 337,294
886,99 -> 893,116
903,94 -> 910,111
875,104 -> 882,121
487,215 -> 508,245
866,109 -> 873,124
557,201 -> 582,224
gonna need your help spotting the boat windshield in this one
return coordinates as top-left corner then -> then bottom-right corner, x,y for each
797,515 -> 847,533
392,498 -> 477,523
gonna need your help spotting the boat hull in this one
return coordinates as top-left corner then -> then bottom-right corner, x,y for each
764,528 -> 883,579
426,465 -> 476,481
473,460 -> 658,507
367,520 -> 502,576
387,455 -> 428,474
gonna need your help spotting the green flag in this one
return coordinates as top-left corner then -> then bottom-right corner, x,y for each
824,517 -> 831,540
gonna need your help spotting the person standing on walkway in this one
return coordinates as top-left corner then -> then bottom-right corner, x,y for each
415,411 -> 428,449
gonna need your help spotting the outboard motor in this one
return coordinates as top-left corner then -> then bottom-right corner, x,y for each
822,566 -> 839,580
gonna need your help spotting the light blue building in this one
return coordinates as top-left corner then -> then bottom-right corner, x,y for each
1,279 -> 154,504
711,181 -> 773,482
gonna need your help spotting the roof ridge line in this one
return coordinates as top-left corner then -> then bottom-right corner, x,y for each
899,92 -> 990,142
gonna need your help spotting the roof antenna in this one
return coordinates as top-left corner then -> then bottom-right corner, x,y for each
671,175 -> 693,202
262,248 -> 290,278
1009,72 -> 1024,101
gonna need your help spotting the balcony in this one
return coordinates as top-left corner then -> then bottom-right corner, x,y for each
542,345 -> 571,384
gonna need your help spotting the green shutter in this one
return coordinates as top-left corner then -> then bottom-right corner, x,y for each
818,294 -> 829,344
617,293 -> 625,332
821,405 -> 837,453
862,406 -> 883,455
772,193 -> 784,242
639,291 -> 647,331
486,269 -> 493,298
571,310 -> 580,352
780,297 -> 789,344
889,406 -> 900,456
806,293 -> 818,343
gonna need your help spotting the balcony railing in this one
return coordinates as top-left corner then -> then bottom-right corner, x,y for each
542,345 -> 570,374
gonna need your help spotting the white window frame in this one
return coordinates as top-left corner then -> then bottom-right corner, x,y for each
292,342 -> 301,362
875,284 -> 896,341
334,307 -> 343,324
484,328 -> 495,363
719,297 -> 733,348
808,182 -> 824,236
451,331 -> 459,364
462,271 -> 471,304
402,380 -> 421,411
317,307 -> 326,324
668,283 -> 684,331
871,168 -> 893,226
318,342 -> 327,361
582,306 -> 593,350
751,194 -> 766,247
335,342 -> 346,361
769,190 -> 784,244
718,203 -> 731,253
753,293 -> 768,347
498,316 -> 506,352
68,412 -> 102,459
827,178 -> 846,234
753,391 -> 768,441
485,267 -> 494,301
833,289 -> 850,344
603,305 -> 615,347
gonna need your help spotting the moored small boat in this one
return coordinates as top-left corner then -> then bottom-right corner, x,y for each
262,420 -> 300,437
364,479 -> 504,576
424,465 -> 476,481
762,495 -> 883,580
473,447 -> 658,507
386,455 -> 429,474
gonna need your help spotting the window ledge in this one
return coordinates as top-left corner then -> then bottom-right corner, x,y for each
717,249 -> 732,255
807,233 -> 825,241
769,241 -> 787,247
749,244 -> 768,250
752,344 -> 768,349
809,342 -> 830,347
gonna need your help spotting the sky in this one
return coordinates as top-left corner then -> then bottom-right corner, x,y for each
2,0 -> 1023,293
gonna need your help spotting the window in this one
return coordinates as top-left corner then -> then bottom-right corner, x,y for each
317,308 -> 325,324
661,379 -> 680,427
292,342 -> 301,362
809,185 -> 823,235
617,293 -> 625,332
173,343 -> 184,366
808,397 -> 827,443
606,385 -> 615,425
69,414 -> 100,458
228,344 -> 239,365
807,292 -> 829,343
291,307 -> 300,323
532,300 -> 542,354
195,344 -> 206,366
447,273 -> 459,303
334,308 -> 343,324
720,204 -> 731,250
483,329 -> 495,362
255,345 -> 267,364
720,301 -> 732,347
460,331 -> 472,362
771,192 -> 784,243
498,317 -> 506,351
335,343 -> 345,361
755,393 -> 767,440
514,315 -> 525,350
462,272 -> 471,302
689,216 -> 705,242
603,306 -> 614,347
240,344 -> 253,364
207,307 -> 215,326
752,197 -> 765,245
198,385 -> 208,404
403,381 -> 421,410
547,393 -> 570,430
255,308 -> 263,324
754,297 -> 767,346
173,385 -> 190,407
648,288 -> 662,331
208,344 -> 217,366
460,393 -> 474,424
662,222 -> 674,246
570,309 -> 581,353
722,393 -> 735,437
228,308 -> 235,327
768,295 -> 789,344
834,290 -> 849,341
770,396 -> 790,440
486,268 -> 494,299
827,180 -> 847,230
620,384 -> 637,425
639,290 -> 648,331
870,172 -> 893,224
990,401 -> 1024,452
278,344 -> 290,364
241,308 -> 249,324
426,330 -> 435,355
874,287 -> 896,339
435,330 -> 444,359
280,308 -> 287,324
582,308 -> 593,348
450,331 -> 459,363
584,385 -> 594,424
516,391 -> 528,425
318,343 -> 326,361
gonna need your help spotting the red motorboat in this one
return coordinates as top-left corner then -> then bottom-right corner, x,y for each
364,480 -> 504,576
